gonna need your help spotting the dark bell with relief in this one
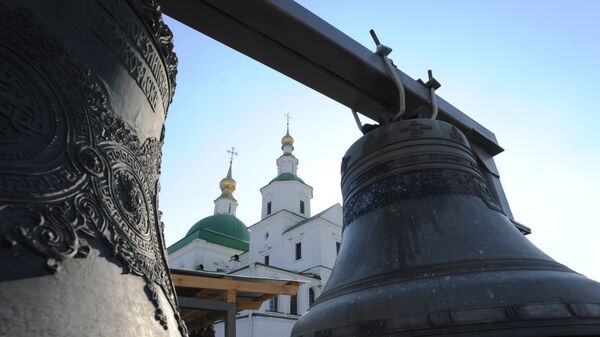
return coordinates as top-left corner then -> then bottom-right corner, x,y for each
0,1 -> 185,336
292,119 -> 600,337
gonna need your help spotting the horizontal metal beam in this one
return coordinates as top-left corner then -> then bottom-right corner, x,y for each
161,0 -> 502,155
160,0 -> 529,232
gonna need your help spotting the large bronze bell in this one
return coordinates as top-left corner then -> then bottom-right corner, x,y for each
292,119 -> 600,336
0,1 -> 185,336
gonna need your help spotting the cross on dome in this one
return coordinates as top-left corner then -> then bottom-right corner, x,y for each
227,147 -> 238,164
284,112 -> 292,131
281,113 -> 295,150
219,147 -> 238,196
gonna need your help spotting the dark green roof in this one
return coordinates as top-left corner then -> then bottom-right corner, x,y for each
168,214 -> 249,253
270,172 -> 305,184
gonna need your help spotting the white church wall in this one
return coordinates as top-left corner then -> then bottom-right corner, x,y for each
203,248 -> 233,271
320,267 -> 333,286
238,251 -> 249,264
252,314 -> 296,337
296,189 -> 311,217
260,190 -> 274,219
168,239 -> 206,269
260,181 -> 312,219
320,203 -> 342,225
168,239 -> 244,272
215,314 -> 296,337
283,221 -> 324,273
230,264 -> 319,316
248,211 -> 302,266
318,222 -> 342,269
297,283 -> 310,313
276,153 -> 298,175
214,195 -> 238,215
214,316 -> 251,337
279,295 -> 290,314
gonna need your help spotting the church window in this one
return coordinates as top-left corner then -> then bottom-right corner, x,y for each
267,201 -> 272,215
269,296 -> 278,312
309,288 -> 315,307
290,295 -> 298,315
295,242 -> 302,260
336,242 -> 341,254
264,255 -> 270,265
300,200 -> 305,214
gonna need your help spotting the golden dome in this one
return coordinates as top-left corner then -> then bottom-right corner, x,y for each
219,177 -> 236,192
281,132 -> 294,147
219,162 -> 236,193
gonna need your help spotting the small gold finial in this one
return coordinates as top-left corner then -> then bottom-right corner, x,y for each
219,148 -> 238,194
281,113 -> 295,147
281,133 -> 294,147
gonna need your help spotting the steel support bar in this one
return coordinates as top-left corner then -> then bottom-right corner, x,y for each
160,0 -> 529,233
160,0 -> 501,154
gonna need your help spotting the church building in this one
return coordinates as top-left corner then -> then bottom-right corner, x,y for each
168,126 -> 343,337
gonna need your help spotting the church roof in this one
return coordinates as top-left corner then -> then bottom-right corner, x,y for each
168,214 -> 250,253
283,204 -> 340,234
270,172 -> 305,184
171,268 -> 301,328
229,263 -> 321,281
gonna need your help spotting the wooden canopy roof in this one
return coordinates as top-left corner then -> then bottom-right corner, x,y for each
171,268 -> 301,328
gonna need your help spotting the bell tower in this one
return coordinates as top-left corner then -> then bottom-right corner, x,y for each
260,115 -> 313,219
214,147 -> 239,216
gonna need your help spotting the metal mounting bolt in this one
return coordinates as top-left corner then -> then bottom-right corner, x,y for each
417,69 -> 441,119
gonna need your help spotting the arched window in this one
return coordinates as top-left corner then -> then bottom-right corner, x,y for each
308,288 -> 315,307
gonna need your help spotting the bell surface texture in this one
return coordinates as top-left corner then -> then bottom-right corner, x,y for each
292,119 -> 600,337
0,1 -> 186,336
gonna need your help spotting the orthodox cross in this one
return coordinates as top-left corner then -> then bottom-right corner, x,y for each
227,147 -> 238,164
284,112 -> 292,129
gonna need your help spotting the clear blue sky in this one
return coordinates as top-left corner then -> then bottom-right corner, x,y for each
160,1 -> 600,280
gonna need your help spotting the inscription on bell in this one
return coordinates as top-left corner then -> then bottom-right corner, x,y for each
91,13 -> 165,113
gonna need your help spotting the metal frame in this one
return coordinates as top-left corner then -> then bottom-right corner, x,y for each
179,297 -> 236,337
160,0 -> 530,233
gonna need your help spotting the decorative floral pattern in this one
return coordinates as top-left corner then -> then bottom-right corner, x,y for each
0,4 -> 185,334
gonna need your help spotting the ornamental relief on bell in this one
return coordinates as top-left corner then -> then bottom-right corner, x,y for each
0,5 -> 181,331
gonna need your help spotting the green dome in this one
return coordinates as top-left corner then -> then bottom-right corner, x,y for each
270,172 -> 305,184
168,214 -> 249,253
186,214 -> 248,237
